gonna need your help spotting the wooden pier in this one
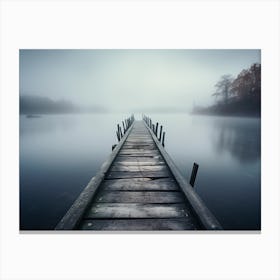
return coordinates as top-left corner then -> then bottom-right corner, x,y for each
56,116 -> 222,230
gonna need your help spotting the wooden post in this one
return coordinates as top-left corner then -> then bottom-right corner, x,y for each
118,124 -> 123,138
159,125 -> 163,141
122,121 -> 125,133
162,132 -> 165,147
152,124 -> 155,134
117,124 -> 120,138
190,163 -> 199,187
155,122 -> 158,137
116,131 -> 120,142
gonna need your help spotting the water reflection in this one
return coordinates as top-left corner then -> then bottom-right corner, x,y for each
20,115 -> 78,136
213,117 -> 260,163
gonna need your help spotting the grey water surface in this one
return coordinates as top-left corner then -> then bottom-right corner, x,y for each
20,114 -> 260,230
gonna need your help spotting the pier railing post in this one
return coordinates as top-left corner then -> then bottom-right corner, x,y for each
116,115 -> 135,142
144,116 -> 165,148
162,132 -> 165,147
155,122 -> 158,138
190,163 -> 199,187
118,124 -> 123,138
159,125 -> 163,141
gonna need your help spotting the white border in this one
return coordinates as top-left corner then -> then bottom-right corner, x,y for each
1,1 -> 280,279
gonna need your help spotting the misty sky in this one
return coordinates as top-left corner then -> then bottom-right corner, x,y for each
19,49 -> 260,112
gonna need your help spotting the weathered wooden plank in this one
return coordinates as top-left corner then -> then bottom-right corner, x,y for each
112,161 -> 166,166
127,136 -> 152,139
114,156 -> 164,162
123,141 -> 155,143
118,154 -> 161,158
101,178 -> 179,191
119,151 -> 160,155
122,146 -> 157,150
125,140 -> 154,143
127,135 -> 152,137
123,146 -> 154,149
106,171 -> 171,179
95,191 -> 185,203
120,149 -> 158,153
110,165 -> 168,172
79,218 -> 197,230
85,203 -> 189,219
124,141 -> 155,143
126,137 -> 154,140
123,144 -> 157,150
124,142 -> 154,144
117,154 -> 161,158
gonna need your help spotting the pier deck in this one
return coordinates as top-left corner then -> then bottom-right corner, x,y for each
56,120 -> 222,230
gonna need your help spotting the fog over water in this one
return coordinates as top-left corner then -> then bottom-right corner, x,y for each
20,50 -> 260,112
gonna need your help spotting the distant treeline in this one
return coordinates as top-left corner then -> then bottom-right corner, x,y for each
20,95 -> 106,114
193,63 -> 261,117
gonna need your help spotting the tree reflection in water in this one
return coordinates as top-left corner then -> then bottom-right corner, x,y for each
213,117 -> 260,163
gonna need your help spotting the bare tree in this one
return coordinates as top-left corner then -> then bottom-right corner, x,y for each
231,63 -> 261,100
212,74 -> 233,104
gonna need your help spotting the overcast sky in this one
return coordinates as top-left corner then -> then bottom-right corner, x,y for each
20,49 -> 260,112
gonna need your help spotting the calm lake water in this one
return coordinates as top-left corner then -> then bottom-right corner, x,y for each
20,113 -> 261,230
